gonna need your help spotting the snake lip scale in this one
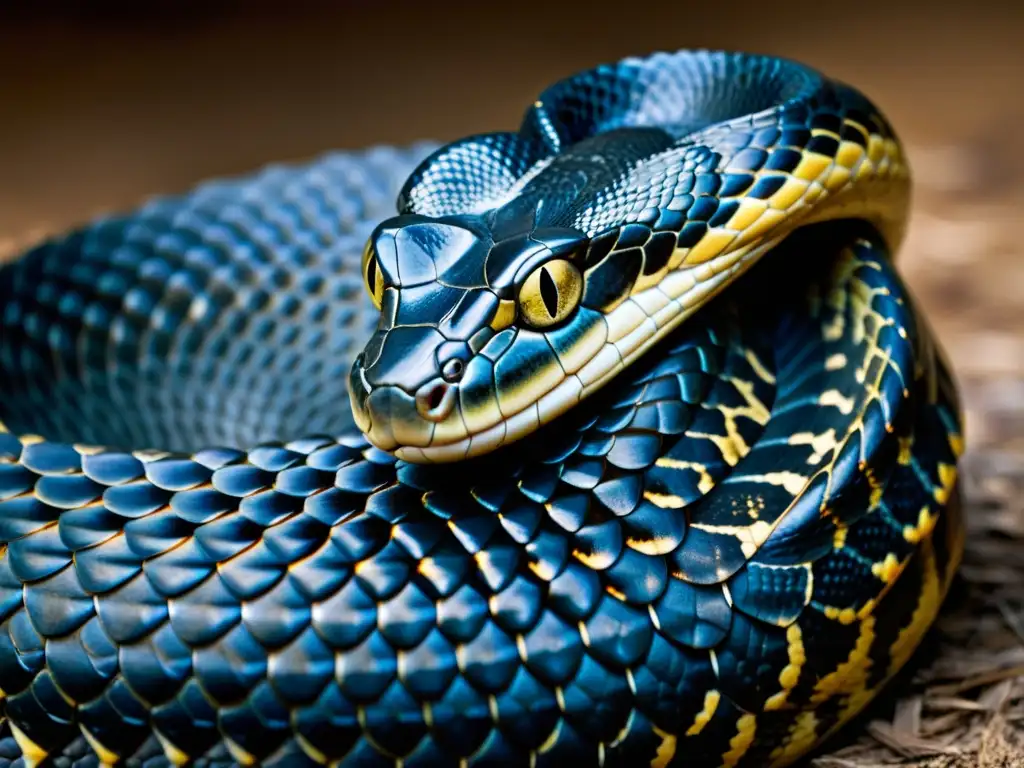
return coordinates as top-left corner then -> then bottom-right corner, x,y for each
0,48 -> 963,768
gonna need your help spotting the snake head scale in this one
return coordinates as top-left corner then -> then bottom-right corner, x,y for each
348,213 -> 594,463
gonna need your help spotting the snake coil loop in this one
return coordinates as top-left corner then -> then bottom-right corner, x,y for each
0,49 -> 963,767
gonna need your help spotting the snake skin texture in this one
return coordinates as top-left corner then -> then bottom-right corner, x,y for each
0,50 -> 963,767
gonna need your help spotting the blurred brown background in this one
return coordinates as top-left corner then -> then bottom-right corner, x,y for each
1,0 -> 1023,445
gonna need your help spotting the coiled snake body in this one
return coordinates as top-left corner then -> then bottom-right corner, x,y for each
0,50 -> 964,767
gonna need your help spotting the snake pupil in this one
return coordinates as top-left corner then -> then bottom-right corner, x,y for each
539,266 -> 559,318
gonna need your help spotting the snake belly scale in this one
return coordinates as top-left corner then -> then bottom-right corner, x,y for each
0,50 -> 964,767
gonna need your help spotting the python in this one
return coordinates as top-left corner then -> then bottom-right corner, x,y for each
0,49 -> 962,767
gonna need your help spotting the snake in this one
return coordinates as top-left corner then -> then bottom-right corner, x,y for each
0,49 -> 964,767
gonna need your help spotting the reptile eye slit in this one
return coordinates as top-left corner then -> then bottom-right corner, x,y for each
540,266 -> 558,318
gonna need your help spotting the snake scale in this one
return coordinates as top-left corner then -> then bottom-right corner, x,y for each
0,50 -> 964,767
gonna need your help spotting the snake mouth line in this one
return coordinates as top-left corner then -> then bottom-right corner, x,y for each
392,239 -> 782,464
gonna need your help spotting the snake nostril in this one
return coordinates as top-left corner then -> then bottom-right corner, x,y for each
415,379 -> 455,422
441,358 -> 465,383
427,384 -> 446,410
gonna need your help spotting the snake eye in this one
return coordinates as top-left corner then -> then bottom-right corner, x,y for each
517,258 -> 583,329
362,240 -> 385,310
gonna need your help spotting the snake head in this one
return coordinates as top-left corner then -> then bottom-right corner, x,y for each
349,215 -> 600,463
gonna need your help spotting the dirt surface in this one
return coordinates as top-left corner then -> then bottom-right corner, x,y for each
2,2 -> 1023,765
